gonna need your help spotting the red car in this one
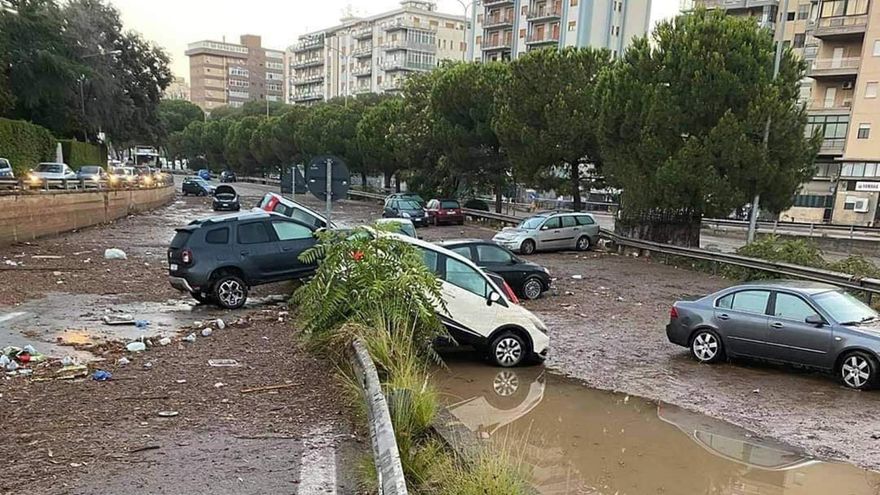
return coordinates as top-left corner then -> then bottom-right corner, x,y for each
426,198 -> 465,226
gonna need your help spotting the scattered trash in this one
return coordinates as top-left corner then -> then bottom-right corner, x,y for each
200,328 -> 213,337
0,355 -> 9,367
61,356 -> 77,367
56,364 -> 88,380
277,311 -> 289,317
5,359 -> 19,372
193,321 -> 204,329
565,291 -> 574,296
52,271 -> 61,276
70,462 -> 83,468
117,357 -> 130,366
183,333 -> 196,343
215,319 -> 226,330
752,389 -> 760,394
208,359 -> 240,368
214,382 -> 225,388
126,342 -> 146,353
56,280 -> 64,285
31,255 -> 64,260
175,379 -> 187,384
616,296 -> 625,302
3,259 -> 19,266
17,368 -> 33,376
143,362 -> 153,370
92,370 -> 112,381
571,275 -> 583,280
135,320 -> 150,329
158,337 -> 171,346
157,410 -> 179,417
104,248 -> 127,260
103,314 -> 135,326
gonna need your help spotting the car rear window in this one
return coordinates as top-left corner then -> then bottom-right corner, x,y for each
37,164 -> 62,173
576,215 -> 595,226
237,222 -> 271,244
561,216 -> 577,228
441,200 -> 460,209
205,227 -> 229,244
170,230 -> 192,248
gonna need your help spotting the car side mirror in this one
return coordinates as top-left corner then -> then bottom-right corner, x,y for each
508,258 -> 518,265
805,314 -> 824,326
487,292 -> 501,306
540,225 -> 548,230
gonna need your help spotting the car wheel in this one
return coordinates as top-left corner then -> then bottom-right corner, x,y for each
520,239 -> 536,255
576,235 -> 591,251
690,329 -> 724,363
521,276 -> 544,300
489,331 -> 527,367
457,218 -> 465,226
839,351 -> 877,390
213,275 -> 248,309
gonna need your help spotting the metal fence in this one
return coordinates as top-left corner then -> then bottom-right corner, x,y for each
0,175 -> 174,195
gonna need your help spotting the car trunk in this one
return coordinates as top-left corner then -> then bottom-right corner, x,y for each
215,185 -> 237,200
167,226 -> 196,264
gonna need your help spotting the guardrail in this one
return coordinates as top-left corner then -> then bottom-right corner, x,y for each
0,175 -> 174,195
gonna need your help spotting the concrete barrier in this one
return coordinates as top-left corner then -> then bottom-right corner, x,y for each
0,185 -> 175,245
350,337 -> 408,495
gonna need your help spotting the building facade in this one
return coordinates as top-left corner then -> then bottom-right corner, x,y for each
163,76 -> 191,101
694,0 -> 880,226
288,1 -> 466,105
186,35 -> 286,112
466,0 -> 652,62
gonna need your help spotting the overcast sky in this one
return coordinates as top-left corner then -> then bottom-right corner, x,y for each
111,0 -> 680,77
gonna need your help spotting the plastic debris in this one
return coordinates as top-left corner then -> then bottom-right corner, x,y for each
183,333 -> 196,343
208,359 -> 240,368
117,357 -> 130,366
215,319 -> 226,330
5,359 -> 19,372
214,382 -> 225,388
103,314 -> 135,326
61,356 -> 77,367
158,337 -> 172,346
143,362 -> 153,370
200,328 -> 213,337
92,370 -> 112,381
0,355 -> 9,367
193,321 -> 204,329
56,364 -> 88,380
126,341 -> 146,352
571,275 -> 583,280
158,410 -> 179,417
3,259 -> 19,266
135,320 -> 150,329
103,248 -> 127,260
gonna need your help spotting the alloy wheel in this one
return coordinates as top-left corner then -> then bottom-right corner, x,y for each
493,370 -> 519,397
692,332 -> 719,362
218,280 -> 244,307
523,278 -> 543,300
495,337 -> 523,367
577,236 -> 590,251
521,240 -> 535,255
842,355 -> 871,389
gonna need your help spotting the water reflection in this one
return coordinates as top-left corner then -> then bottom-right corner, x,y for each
437,361 -> 880,495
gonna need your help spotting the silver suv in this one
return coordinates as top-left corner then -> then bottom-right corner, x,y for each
492,212 -> 600,255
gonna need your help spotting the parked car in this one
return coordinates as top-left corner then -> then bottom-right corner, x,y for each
492,211 -> 600,255
437,239 -> 552,300
375,218 -> 417,238
0,158 -> 14,179
220,170 -> 237,183
667,280 -> 880,390
258,192 -> 334,229
383,198 -> 429,227
167,210 -> 318,309
386,192 -> 426,208
212,184 -> 240,211
427,198 -> 465,226
76,165 -> 108,188
197,169 -> 212,181
182,176 -> 215,196
109,166 -> 137,188
28,162 -> 77,188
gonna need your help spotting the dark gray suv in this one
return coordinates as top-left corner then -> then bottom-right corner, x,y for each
168,211 -> 318,308
667,280 -> 880,390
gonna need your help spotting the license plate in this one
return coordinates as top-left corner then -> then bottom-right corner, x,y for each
447,211 -> 455,215
170,263 -> 178,271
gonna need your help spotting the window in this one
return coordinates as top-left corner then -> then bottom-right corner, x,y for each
716,294 -> 733,309
866,82 -> 878,98
730,290 -> 770,314
561,216 -> 577,228
237,222 -> 271,244
792,194 -> 833,208
229,66 -> 249,77
570,0 -> 578,5
521,5 -> 528,15
541,217 -> 561,230
797,4 -> 810,19
774,293 -> 818,321
205,228 -> 229,244
272,221 -> 313,241
450,246 -> 473,259
420,248 -> 440,274
519,28 -> 526,38
875,40 -> 880,56
858,123 -> 871,139
477,13 -> 483,22
793,33 -> 805,48
477,245 -> 512,264
568,21 -> 576,31
476,35 -> 482,44
786,11 -> 795,21
576,215 -> 595,226
445,257 -> 488,297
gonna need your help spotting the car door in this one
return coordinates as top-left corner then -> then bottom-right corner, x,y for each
267,218 -> 318,280
559,215 -> 579,249
235,221 -> 280,283
384,200 -> 398,218
714,290 -> 772,357
765,291 -> 833,368
475,243 -> 523,289
536,217 -> 563,251
576,215 -> 600,242
426,200 -> 439,221
438,255 -> 502,345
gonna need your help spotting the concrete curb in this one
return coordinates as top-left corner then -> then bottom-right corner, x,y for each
350,337 -> 409,495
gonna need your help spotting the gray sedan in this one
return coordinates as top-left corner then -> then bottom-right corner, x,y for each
492,212 -> 600,255
666,280 -> 880,390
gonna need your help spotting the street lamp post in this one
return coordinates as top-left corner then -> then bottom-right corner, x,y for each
454,0 -> 477,61
79,49 -> 122,143
325,43 -> 350,106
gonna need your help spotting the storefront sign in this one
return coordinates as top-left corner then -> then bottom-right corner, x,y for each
855,182 -> 880,192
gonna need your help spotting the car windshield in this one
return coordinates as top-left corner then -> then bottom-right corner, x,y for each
36,163 -> 62,173
80,166 -> 100,173
441,200 -> 460,209
812,290 -> 879,324
113,168 -> 131,175
400,200 -> 422,210
518,216 -> 546,230
0,159 -> 9,168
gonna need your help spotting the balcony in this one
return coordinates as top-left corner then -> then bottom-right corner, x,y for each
384,38 -> 437,53
380,78 -> 406,92
483,13 -> 514,28
292,57 -> 323,69
807,102 -> 853,115
293,36 -> 325,52
381,59 -> 436,72
384,18 -> 437,33
292,91 -> 324,102
292,73 -> 325,85
484,0 -> 514,5
525,31 -> 560,46
812,15 -> 868,39
527,5 -> 562,21
352,25 -> 373,39
808,57 -> 860,78
818,138 -> 846,156
352,45 -> 373,58
352,63 -> 372,76
482,37 -> 513,51
354,85 -> 373,95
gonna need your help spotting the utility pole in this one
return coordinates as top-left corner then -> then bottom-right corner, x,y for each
748,0 -> 789,244
325,158 -> 333,226
454,0 -> 476,61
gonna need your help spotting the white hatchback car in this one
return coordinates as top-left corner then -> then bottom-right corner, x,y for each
385,231 -> 550,367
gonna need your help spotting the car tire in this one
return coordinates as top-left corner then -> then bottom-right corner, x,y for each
212,275 -> 248,309
520,239 -> 536,256
576,235 -> 591,252
521,276 -> 544,300
690,329 -> 725,363
489,331 -> 527,367
838,351 -> 877,390
190,291 -> 214,304
457,218 -> 464,226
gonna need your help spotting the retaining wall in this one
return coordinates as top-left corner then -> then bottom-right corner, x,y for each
0,185 -> 175,245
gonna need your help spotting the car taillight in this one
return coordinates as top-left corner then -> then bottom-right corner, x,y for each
181,248 -> 193,265
502,280 -> 519,304
669,306 -> 679,319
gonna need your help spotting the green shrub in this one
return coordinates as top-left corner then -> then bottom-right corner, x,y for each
723,235 -> 827,280
828,256 -> 880,279
59,139 -> 106,169
0,118 -> 57,175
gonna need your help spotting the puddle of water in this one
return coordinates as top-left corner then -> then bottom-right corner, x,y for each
436,359 -> 880,495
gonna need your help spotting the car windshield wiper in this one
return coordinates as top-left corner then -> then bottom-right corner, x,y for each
840,320 -> 862,326
860,315 -> 878,323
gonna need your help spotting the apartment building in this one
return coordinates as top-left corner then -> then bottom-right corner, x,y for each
185,35 -> 286,112
694,0 -> 880,226
466,0 -> 652,62
163,76 -> 191,101
287,1 -> 465,104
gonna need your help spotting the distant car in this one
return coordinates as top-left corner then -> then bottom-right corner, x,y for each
667,280 -> 880,390
167,210 -> 318,309
492,211 -> 600,255
182,176 -> 215,196
437,239 -> 552,300
0,158 -> 14,179
212,184 -> 240,211
427,198 -> 465,226
383,197 -> 429,227
28,162 -> 77,188
220,170 -> 237,183
258,192 -> 334,229
376,218 -> 417,238
77,165 -> 108,187
386,192 -> 426,208
109,166 -> 137,188
197,169 -> 212,181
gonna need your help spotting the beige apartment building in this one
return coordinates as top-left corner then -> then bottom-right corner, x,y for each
163,76 -> 190,101
288,1 -> 465,104
185,35 -> 286,112
695,0 -> 880,226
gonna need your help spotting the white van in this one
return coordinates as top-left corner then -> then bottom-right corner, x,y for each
258,192 -> 335,229
383,231 -> 550,367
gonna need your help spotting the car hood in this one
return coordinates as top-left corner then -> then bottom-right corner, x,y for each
494,228 -> 530,238
848,322 -> 880,337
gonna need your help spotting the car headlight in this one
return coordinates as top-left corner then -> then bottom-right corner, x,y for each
541,266 -> 550,274
126,176 -> 135,182
401,212 -> 411,218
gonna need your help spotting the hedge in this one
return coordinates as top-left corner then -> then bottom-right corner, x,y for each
59,139 -> 106,169
0,118 -> 57,175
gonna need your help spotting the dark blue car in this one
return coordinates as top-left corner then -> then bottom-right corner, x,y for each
197,169 -> 212,181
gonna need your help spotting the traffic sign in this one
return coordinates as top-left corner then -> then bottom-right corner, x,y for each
306,156 -> 349,202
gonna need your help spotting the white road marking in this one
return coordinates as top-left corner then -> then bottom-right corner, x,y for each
0,312 -> 26,325
297,424 -> 338,495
